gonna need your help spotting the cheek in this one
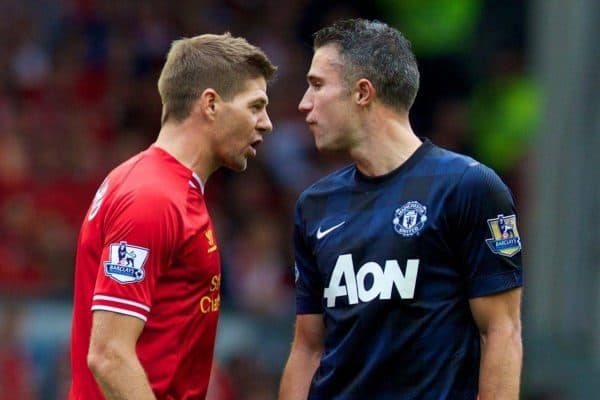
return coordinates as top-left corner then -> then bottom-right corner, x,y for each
314,99 -> 332,120
239,116 -> 255,137
233,116 -> 255,144
320,93 -> 344,114
236,110 -> 254,128
227,113 -> 249,133
323,102 -> 345,125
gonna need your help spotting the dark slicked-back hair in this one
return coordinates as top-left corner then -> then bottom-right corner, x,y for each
158,33 -> 277,125
314,18 -> 419,112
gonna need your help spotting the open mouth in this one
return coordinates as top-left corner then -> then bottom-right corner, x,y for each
249,139 -> 262,156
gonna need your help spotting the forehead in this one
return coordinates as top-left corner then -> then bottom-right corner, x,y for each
233,76 -> 269,102
308,45 -> 344,81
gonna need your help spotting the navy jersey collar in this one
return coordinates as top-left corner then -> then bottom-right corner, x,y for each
354,138 -> 433,184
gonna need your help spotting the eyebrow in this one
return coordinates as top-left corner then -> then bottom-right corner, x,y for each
251,97 -> 269,106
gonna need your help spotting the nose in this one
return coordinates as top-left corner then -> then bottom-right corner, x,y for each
257,111 -> 273,134
298,90 -> 312,113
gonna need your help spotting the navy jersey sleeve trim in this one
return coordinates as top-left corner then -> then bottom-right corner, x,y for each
468,270 -> 523,298
296,296 -> 324,314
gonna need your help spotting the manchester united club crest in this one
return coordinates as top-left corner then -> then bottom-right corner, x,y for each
393,201 -> 428,237
485,214 -> 522,257
104,241 -> 149,283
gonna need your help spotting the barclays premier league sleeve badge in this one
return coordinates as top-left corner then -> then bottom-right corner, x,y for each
104,241 -> 149,283
485,214 -> 522,257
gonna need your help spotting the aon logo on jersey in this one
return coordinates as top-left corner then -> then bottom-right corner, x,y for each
324,254 -> 419,307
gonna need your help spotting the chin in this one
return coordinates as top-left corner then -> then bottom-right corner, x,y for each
315,143 -> 327,152
315,133 -> 337,151
314,138 -> 327,150
315,139 -> 336,152
225,159 -> 247,172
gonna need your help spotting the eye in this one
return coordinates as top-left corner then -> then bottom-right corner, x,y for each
307,78 -> 323,91
250,104 -> 264,113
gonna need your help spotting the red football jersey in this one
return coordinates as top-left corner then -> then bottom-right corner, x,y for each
69,146 -> 221,399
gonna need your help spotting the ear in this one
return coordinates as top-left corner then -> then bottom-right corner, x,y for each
354,78 -> 375,106
195,88 -> 219,120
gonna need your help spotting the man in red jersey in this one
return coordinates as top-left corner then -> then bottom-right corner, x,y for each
69,33 -> 277,400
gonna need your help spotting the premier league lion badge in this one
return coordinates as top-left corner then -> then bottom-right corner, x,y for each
485,214 -> 522,257
393,201 -> 428,237
104,241 -> 149,283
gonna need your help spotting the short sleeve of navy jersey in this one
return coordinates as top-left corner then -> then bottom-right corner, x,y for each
453,163 -> 523,298
293,200 -> 324,314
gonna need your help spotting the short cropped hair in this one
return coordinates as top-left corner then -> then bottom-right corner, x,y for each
158,33 -> 277,125
314,19 -> 419,112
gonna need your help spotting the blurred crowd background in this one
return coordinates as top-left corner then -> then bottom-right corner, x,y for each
0,0 -> 598,399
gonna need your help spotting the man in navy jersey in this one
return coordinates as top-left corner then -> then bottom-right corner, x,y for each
279,19 -> 523,400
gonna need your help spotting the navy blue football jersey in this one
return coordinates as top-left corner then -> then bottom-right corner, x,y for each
293,139 -> 523,399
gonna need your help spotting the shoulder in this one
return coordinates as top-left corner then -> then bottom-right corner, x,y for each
424,143 -> 509,194
433,149 -> 516,225
103,187 -> 181,236
110,149 -> 192,206
105,162 -> 188,225
456,160 -> 510,198
297,164 -> 355,206
425,143 -> 480,175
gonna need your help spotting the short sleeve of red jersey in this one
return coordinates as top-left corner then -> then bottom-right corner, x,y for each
91,188 -> 181,322
453,163 -> 523,298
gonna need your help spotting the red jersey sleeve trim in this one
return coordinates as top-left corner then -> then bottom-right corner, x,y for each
91,305 -> 148,322
93,295 -> 151,311
91,294 -> 151,322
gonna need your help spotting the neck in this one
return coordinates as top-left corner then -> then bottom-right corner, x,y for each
154,119 -> 217,184
350,108 -> 422,177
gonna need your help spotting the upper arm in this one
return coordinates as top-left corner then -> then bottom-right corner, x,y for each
292,314 -> 325,354
87,311 -> 156,398
89,310 -> 145,361
469,288 -> 522,335
280,314 -> 324,399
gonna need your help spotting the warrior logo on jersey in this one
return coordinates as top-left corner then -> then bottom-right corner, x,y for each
393,201 -> 428,237
485,214 -> 521,257
104,241 -> 149,283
